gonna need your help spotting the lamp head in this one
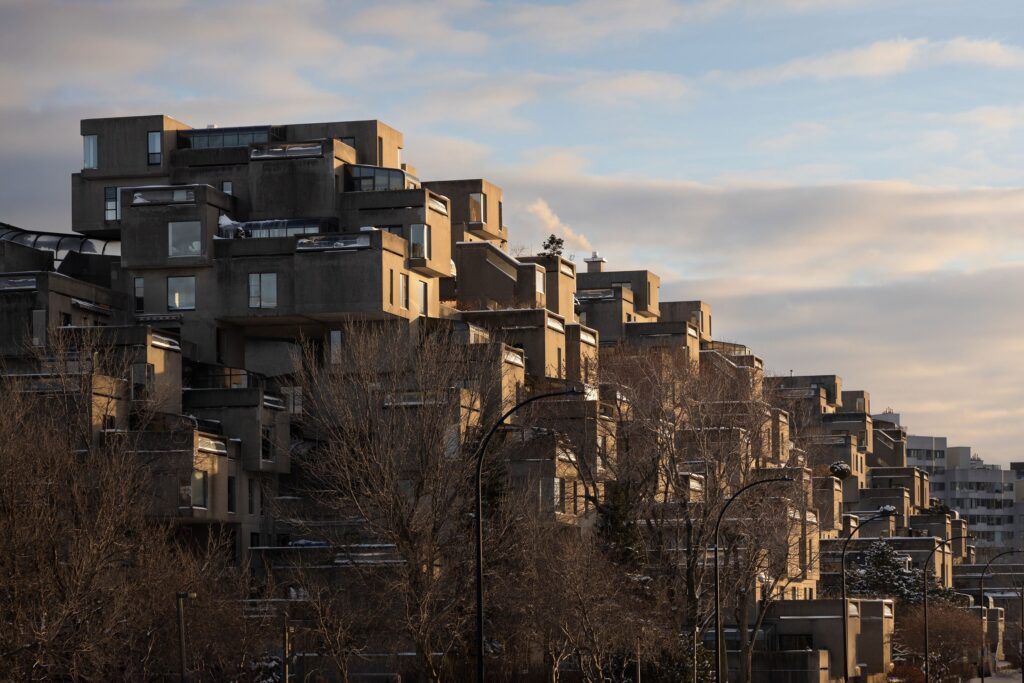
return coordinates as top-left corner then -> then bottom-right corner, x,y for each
829,461 -> 852,481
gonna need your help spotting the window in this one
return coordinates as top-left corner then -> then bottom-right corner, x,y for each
133,277 -> 144,312
389,269 -> 395,305
104,187 -> 121,221
469,192 -> 487,223
340,135 -> 355,149
248,478 -> 255,514
191,470 -> 208,508
167,276 -> 196,311
498,201 -> 503,229
60,312 -> 72,327
377,136 -> 384,164
553,478 -> 565,513
248,272 -> 277,309
329,330 -> 343,364
227,476 -> 236,513
282,387 -> 303,415
221,180 -> 233,196
400,273 -> 409,309
261,426 -> 274,461
536,269 -> 545,294
83,135 -> 98,169
556,347 -> 562,378
410,223 -> 431,259
345,165 -> 415,191
250,532 -> 260,548
147,131 -> 162,165
168,221 -> 202,257
419,281 -> 428,317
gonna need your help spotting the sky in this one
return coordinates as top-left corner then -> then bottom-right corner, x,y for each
2,0 -> 1023,462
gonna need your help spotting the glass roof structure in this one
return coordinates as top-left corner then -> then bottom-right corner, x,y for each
0,222 -> 120,267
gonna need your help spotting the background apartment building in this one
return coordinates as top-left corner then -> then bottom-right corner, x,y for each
901,428 -> 1021,550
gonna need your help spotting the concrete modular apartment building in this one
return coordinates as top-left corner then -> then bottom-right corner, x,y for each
0,112 -> 1000,681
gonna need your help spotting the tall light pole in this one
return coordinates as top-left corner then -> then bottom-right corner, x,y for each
922,535 -> 970,683
980,549 -> 1024,683
840,506 -> 897,683
474,386 -> 582,683
713,475 -> 794,683
176,591 -> 197,683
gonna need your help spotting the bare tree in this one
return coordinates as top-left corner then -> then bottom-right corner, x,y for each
0,328 -> 271,680
894,603 -> 981,682
296,321 -> 519,682
594,343 -> 815,683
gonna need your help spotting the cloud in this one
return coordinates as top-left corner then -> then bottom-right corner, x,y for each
953,104 -> 1024,130
569,71 -> 690,105
708,266 -> 1024,463
936,37 -> 1024,69
718,37 -> 1024,86
345,0 -> 489,54
502,0 -> 881,50
523,198 -> 594,255
504,0 -> 725,50
486,156 -> 1024,297
757,122 -> 829,151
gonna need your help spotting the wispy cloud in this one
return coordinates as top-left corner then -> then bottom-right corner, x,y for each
757,121 -> 829,151
717,37 -> 1024,86
569,71 -> 690,104
953,104 -> 1024,130
345,0 -> 489,54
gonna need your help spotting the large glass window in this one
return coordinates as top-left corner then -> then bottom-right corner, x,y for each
419,281 -> 428,317
469,192 -> 487,223
168,221 -> 202,258
248,272 -> 277,309
83,135 -> 98,169
147,131 -> 162,165
188,127 -> 269,149
133,277 -> 144,312
191,470 -> 208,508
536,269 -> 545,294
227,476 -> 236,513
400,273 -> 409,309
344,165 -> 417,192
410,223 -> 431,259
167,276 -> 196,311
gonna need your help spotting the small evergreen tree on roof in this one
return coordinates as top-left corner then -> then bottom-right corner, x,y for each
541,234 -> 564,256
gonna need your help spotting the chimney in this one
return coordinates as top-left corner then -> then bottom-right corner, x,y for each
584,251 -> 606,273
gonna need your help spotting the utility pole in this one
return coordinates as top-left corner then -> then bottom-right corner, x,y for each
282,606 -> 291,682
176,591 -> 196,683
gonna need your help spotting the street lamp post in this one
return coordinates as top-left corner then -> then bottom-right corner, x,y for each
713,476 -> 794,683
921,535 -> 970,683
474,386 -> 582,683
176,591 -> 197,683
840,506 -> 897,683
980,549 -> 1024,683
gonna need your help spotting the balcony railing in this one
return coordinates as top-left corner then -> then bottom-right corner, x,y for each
250,142 -> 323,159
